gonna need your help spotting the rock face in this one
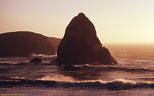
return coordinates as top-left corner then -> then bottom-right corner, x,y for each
0,31 -> 55,57
57,13 -> 117,65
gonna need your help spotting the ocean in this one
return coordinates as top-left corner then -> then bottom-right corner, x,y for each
1,44 -> 154,96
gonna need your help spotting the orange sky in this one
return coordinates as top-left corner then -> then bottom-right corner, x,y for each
0,0 -> 154,44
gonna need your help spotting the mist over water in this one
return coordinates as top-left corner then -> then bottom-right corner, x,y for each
1,44 -> 154,96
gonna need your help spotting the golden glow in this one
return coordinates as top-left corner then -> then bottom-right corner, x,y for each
0,0 -> 154,44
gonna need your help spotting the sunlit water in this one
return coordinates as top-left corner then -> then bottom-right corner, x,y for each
0,44 -> 154,96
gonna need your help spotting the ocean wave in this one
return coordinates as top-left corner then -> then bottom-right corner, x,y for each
58,64 -> 154,73
1,79 -> 154,90
93,66 -> 154,72
1,62 -> 154,73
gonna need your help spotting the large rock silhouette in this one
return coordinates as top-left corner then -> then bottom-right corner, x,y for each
57,13 -> 117,65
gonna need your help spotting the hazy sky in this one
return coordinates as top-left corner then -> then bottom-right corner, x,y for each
0,0 -> 154,44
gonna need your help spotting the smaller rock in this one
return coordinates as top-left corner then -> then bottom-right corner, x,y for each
62,65 -> 81,71
30,58 -> 42,64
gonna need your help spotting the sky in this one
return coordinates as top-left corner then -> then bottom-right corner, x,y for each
0,0 -> 154,44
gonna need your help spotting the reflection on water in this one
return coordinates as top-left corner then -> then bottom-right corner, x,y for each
57,65 -> 102,81
38,74 -> 75,82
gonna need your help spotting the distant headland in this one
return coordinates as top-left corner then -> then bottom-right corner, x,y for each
0,31 -> 61,57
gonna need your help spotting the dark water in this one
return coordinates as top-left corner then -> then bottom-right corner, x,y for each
1,44 -> 154,96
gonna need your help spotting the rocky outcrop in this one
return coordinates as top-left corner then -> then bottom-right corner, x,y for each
57,13 -> 117,65
30,57 -> 42,64
0,31 -> 55,57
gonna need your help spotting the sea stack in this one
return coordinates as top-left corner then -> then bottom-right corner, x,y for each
57,13 -> 117,65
